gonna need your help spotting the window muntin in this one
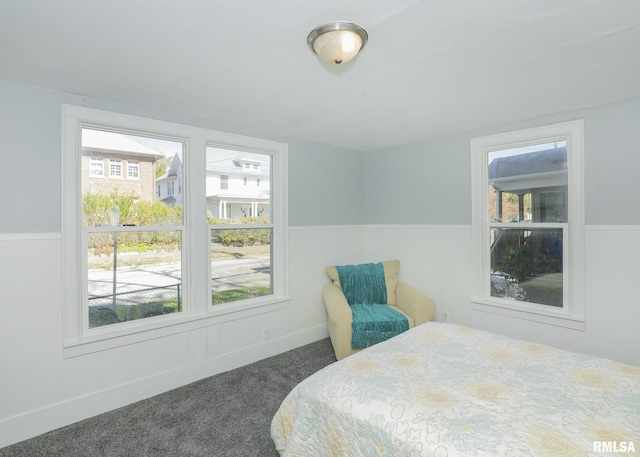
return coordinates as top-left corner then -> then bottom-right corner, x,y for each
63,105 -> 288,351
471,120 -> 585,326
81,128 -> 184,329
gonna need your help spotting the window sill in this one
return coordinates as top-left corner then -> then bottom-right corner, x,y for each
63,296 -> 290,359
471,299 -> 586,331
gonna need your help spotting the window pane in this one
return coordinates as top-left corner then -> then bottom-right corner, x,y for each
87,230 -> 182,328
488,142 -> 567,223
82,128 -> 185,330
81,128 -> 184,226
90,158 -> 104,177
206,147 -> 271,224
127,162 -> 139,178
211,228 -> 272,305
109,160 -> 122,177
490,227 -> 563,307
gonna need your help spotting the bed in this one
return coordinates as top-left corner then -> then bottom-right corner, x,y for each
271,322 -> 640,456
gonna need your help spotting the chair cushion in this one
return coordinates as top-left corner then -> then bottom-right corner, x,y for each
326,260 -> 400,305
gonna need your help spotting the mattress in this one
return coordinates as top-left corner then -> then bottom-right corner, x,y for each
271,322 -> 640,456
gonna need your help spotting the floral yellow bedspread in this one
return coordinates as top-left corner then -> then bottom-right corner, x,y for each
271,322 -> 640,456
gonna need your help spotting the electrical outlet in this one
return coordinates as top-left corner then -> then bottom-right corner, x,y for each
263,328 -> 271,340
441,312 -> 448,322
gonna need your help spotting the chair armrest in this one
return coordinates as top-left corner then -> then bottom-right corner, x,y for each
322,283 -> 353,360
322,283 -> 353,326
395,282 -> 436,325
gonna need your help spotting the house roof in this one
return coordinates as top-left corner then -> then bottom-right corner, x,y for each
2,1 -> 640,152
207,154 -> 270,176
82,129 -> 165,160
489,147 -> 567,193
489,147 -> 567,179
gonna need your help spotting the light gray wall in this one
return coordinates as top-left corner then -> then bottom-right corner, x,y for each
584,98 -> 640,225
2,81 -> 63,233
365,96 -> 640,226
365,135 -> 471,225
288,138 -> 365,226
0,79 -> 364,234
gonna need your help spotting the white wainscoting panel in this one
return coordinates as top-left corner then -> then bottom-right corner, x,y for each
363,225 -> 474,326
363,224 -> 640,366
2,224 -> 638,448
0,225 -> 363,448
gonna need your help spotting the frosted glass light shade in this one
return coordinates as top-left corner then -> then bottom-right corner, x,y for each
307,22 -> 368,65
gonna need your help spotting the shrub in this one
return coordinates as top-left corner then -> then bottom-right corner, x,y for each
501,242 -> 560,282
84,191 -> 182,254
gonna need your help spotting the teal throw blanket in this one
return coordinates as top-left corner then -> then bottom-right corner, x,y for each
350,303 -> 409,349
336,262 -> 408,349
336,262 -> 387,305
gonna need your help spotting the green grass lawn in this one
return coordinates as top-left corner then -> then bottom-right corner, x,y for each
211,286 -> 271,304
90,286 -> 271,328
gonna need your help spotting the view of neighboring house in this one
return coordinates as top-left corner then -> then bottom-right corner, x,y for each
156,153 -> 183,206
205,151 -> 271,220
81,130 -> 270,220
81,129 -> 165,202
488,145 -> 567,223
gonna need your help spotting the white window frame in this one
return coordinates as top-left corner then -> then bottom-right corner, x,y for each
470,120 -> 585,329
90,157 -> 104,177
127,161 -> 140,179
109,159 -> 122,178
62,105 -> 289,357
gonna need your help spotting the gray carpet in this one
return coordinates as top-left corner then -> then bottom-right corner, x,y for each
1,338 -> 336,457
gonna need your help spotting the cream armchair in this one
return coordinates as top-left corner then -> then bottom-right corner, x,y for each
323,260 -> 436,360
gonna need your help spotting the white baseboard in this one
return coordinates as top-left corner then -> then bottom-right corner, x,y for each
0,324 -> 328,449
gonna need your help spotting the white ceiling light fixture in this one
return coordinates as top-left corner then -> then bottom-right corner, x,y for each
307,21 -> 368,65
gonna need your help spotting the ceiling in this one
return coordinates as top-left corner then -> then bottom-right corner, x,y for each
1,0 -> 640,152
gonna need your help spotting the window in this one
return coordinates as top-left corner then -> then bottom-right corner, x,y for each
168,181 -> 174,195
471,120 -> 585,328
90,158 -> 104,177
220,175 -> 228,190
127,162 -> 140,178
208,146 -> 274,306
62,105 -> 288,354
109,160 -> 122,177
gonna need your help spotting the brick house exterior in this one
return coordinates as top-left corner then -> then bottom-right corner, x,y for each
81,129 -> 164,202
